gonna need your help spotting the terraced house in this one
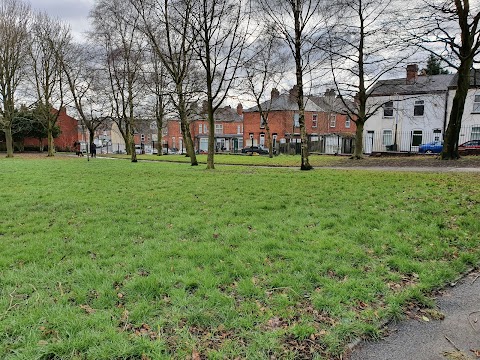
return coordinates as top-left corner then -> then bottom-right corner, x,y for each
243,87 -> 356,155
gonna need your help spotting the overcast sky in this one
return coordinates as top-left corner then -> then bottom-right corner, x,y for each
31,0 -> 94,42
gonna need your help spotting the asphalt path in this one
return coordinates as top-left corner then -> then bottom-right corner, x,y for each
349,270 -> 480,360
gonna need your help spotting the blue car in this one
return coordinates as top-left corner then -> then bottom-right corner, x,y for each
418,141 -> 443,154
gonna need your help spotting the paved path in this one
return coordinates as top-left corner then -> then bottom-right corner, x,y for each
349,270 -> 480,360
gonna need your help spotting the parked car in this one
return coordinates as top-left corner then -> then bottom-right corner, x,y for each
458,140 -> 480,150
458,140 -> 480,155
418,141 -> 443,154
241,146 -> 269,155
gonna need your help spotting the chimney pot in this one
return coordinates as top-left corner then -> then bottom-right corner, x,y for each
406,64 -> 419,82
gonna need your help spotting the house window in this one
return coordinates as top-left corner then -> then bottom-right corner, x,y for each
215,124 -> 223,134
382,129 -> 393,145
312,114 -> 318,128
259,133 -> 265,146
260,116 -> 266,128
473,95 -> 480,113
272,134 -> 277,148
294,113 -> 300,127
141,134 -> 145,142
472,126 -> 480,140
345,118 -> 351,128
204,124 -> 208,133
172,137 -> 176,148
433,128 -> 442,141
414,100 -> 424,116
199,124 -> 202,134
329,114 -> 336,128
237,125 -> 242,134
411,130 -> 422,146
162,128 -> 168,135
383,101 -> 394,117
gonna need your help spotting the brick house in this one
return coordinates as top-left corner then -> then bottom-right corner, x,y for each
23,107 -> 79,151
161,104 -> 244,153
243,87 -> 356,154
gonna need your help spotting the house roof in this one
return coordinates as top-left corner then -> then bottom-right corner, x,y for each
309,95 -> 353,113
448,69 -> 480,88
244,93 -> 325,113
368,74 -> 455,96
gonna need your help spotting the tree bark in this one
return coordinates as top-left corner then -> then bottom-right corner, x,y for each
47,120 -> 55,157
352,120 -> 364,159
5,126 -> 13,157
441,61 -> 472,160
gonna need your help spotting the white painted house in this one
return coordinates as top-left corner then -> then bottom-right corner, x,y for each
365,65 -> 455,153
446,70 -> 480,144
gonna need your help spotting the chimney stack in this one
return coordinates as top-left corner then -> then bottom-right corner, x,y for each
406,64 -> 418,83
271,88 -> 280,100
236,103 -> 243,116
289,85 -> 299,103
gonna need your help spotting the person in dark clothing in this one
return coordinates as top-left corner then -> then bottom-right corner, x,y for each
90,143 -> 97,158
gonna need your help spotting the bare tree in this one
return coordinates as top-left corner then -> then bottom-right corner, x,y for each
409,0 -> 480,159
61,42 -> 108,148
326,0 -> 413,159
256,0 -> 326,170
91,0 -> 146,163
242,31 -> 288,158
0,0 -> 30,157
28,12 -> 71,157
131,0 -> 199,165
192,0 -> 250,169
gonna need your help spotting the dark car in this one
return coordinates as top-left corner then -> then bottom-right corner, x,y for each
458,140 -> 480,155
418,141 -> 443,154
241,146 -> 269,155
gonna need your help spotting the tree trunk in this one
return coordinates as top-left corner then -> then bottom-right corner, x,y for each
266,124 -> 273,158
47,120 -> 55,157
157,126 -> 163,156
5,126 -> 13,158
352,120 -> 364,159
206,101 -> 215,169
293,4 -> 311,170
177,90 -> 198,165
441,62 -> 472,160
129,131 -> 137,162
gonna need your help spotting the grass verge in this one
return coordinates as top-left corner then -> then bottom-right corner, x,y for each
0,156 -> 479,359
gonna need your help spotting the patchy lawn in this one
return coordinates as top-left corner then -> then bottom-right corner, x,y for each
0,156 -> 479,359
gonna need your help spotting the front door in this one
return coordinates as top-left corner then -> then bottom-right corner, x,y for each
365,131 -> 374,154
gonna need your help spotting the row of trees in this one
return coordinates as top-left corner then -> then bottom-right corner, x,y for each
1,0 -> 478,166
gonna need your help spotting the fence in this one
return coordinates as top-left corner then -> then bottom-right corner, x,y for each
363,125 -> 480,154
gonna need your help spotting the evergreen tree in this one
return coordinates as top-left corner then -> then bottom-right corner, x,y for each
424,54 -> 449,75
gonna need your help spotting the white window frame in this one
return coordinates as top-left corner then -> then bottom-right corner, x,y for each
294,113 -> 300,127
237,125 -> 241,134
414,100 -> 425,117
312,114 -> 318,128
433,128 -> 442,141
471,126 -> 480,140
203,124 -> 208,133
474,95 -> 480,113
215,124 -> 223,134
383,101 -> 394,118
345,118 -> 351,128
382,129 -> 393,146
329,114 -> 336,128
199,124 -> 203,134
411,130 -> 423,147
260,116 -> 266,128
140,134 -> 145,142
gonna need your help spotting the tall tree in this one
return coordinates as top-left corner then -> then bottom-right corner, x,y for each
130,0 -> 199,165
410,0 -> 480,159
191,0 -> 249,169
257,0 -> 326,170
0,0 -> 30,157
61,42 -> 108,147
242,31 -> 288,158
326,0 -> 413,159
91,0 -> 146,163
29,12 -> 71,157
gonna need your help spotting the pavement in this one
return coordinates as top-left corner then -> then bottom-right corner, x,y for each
349,270 -> 480,360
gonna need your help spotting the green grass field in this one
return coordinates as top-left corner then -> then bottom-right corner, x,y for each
1,156 -> 479,359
